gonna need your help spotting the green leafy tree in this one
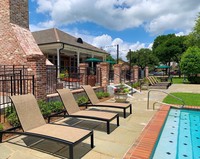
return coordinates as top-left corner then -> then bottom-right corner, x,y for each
180,46 -> 200,83
185,13 -> 200,48
127,48 -> 159,71
106,54 -> 116,62
152,34 -> 187,76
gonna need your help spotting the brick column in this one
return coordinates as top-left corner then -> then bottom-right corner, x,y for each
133,65 -> 139,82
114,64 -> 122,84
27,55 -> 47,100
145,66 -> 149,77
99,62 -> 109,91
79,63 -> 88,85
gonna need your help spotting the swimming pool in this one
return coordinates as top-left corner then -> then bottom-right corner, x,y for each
151,108 -> 200,159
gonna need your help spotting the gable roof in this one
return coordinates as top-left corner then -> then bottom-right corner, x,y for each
32,28 -> 107,54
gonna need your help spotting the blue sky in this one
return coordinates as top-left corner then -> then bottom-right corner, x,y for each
29,0 -> 200,60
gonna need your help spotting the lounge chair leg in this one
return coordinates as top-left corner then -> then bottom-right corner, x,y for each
117,115 -> 119,126
69,145 -> 74,159
91,133 -> 94,148
0,132 -> 3,143
107,121 -> 110,134
47,117 -> 50,123
130,104 -> 132,114
123,108 -> 126,118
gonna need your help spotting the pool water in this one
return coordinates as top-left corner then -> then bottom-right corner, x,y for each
151,108 -> 200,159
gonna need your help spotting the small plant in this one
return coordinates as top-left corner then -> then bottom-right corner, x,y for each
49,101 -> 64,113
76,96 -> 89,105
38,100 -> 51,118
103,92 -> 110,98
114,84 -> 129,94
5,106 -> 14,117
0,123 -> 3,131
59,70 -> 69,79
96,92 -> 104,99
5,106 -> 20,127
7,112 -> 20,127
132,82 -> 140,88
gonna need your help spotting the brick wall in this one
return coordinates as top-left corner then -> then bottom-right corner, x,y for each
114,64 -> 121,84
0,0 -> 47,100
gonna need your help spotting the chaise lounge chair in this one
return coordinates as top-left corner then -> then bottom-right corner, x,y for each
0,94 -> 94,159
146,76 -> 170,89
150,76 -> 171,86
56,88 -> 119,134
81,85 -> 132,118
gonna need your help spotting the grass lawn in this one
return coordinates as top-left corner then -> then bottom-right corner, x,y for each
171,77 -> 190,84
163,92 -> 200,106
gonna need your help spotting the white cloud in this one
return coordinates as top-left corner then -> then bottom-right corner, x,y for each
33,0 -> 200,35
30,0 -> 200,61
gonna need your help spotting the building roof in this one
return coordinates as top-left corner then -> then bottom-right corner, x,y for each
32,28 -> 107,54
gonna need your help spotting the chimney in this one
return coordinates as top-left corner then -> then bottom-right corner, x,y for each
0,0 -> 47,100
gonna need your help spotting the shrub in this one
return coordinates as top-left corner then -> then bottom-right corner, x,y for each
7,112 -> 20,127
180,46 -> 200,84
132,82 -> 140,88
0,123 -> 3,131
5,106 -> 14,117
188,76 -> 200,84
5,106 -> 20,127
96,92 -> 104,99
103,92 -> 110,97
76,96 -> 88,105
49,101 -> 64,113
38,100 -> 51,118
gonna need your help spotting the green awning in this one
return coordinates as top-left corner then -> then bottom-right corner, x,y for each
156,65 -> 171,69
85,58 -> 102,62
105,60 -> 116,64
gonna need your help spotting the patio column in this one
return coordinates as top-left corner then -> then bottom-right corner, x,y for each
99,62 -> 109,91
77,51 -> 80,67
133,65 -> 139,82
145,66 -> 149,77
79,63 -> 88,85
114,64 -> 122,84
57,48 -> 60,79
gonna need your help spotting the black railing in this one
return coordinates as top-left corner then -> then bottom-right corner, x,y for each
46,65 -> 57,94
0,66 -> 34,123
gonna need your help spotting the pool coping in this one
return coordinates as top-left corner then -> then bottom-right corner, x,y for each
124,105 -> 200,159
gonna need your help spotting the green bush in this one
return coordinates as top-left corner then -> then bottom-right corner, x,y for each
38,100 -> 52,118
180,46 -> 200,84
5,106 -> 14,117
188,76 -> 200,84
0,123 -> 3,131
49,101 -> 63,113
103,92 -> 110,97
5,106 -> 20,127
76,96 -> 88,105
7,112 -> 20,127
132,82 -> 140,88
96,92 -> 104,99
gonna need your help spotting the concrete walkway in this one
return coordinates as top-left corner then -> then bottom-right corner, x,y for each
0,84 -> 200,159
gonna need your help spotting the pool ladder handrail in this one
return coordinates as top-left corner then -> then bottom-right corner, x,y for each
147,90 -> 185,110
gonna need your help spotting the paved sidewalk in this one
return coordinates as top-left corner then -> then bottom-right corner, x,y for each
0,84 -> 200,159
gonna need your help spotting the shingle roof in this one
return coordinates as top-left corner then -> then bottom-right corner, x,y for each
32,28 -> 107,54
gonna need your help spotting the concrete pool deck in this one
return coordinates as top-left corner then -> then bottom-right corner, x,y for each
0,84 -> 200,159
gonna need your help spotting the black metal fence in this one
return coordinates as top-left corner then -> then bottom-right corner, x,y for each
0,65 -> 35,123
46,65 -> 57,94
121,69 -> 132,83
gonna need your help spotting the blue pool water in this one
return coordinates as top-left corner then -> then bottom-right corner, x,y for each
151,108 -> 200,159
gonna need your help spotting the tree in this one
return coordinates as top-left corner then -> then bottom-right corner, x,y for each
106,54 -> 116,62
185,13 -> 200,48
152,34 -> 187,76
127,48 -> 159,71
180,46 -> 200,84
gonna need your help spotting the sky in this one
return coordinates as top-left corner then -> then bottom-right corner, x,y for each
29,0 -> 200,60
